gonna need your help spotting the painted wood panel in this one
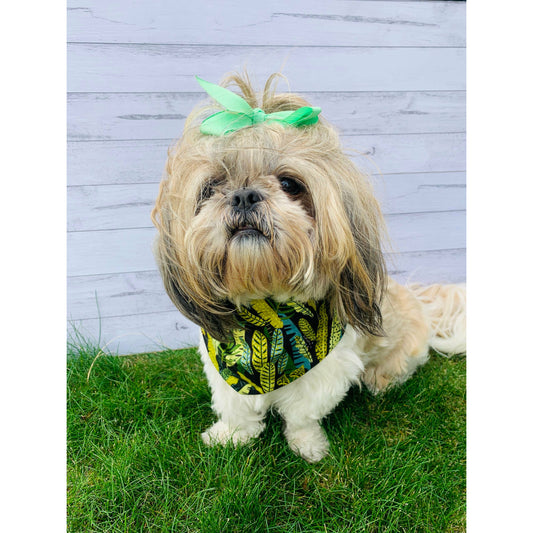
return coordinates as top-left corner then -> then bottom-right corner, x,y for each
68,270 -> 175,321
67,133 -> 466,186
388,248 -> 466,285
67,210 -> 465,277
67,1 -> 465,47
68,310 -> 200,355
67,172 -> 466,231
66,0 -> 466,354
67,91 -> 466,141
67,44 -> 466,93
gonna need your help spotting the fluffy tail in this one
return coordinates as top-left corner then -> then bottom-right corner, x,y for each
409,283 -> 466,356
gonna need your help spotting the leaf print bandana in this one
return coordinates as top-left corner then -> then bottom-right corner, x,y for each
201,299 -> 345,395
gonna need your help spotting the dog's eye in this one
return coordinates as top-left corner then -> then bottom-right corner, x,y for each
200,179 -> 218,201
278,176 -> 304,196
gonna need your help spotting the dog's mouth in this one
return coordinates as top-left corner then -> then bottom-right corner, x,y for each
230,224 -> 266,238
228,213 -> 271,240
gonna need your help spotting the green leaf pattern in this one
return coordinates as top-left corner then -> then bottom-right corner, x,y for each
201,298 -> 345,395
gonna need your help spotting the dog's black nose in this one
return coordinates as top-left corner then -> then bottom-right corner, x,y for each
231,188 -> 264,211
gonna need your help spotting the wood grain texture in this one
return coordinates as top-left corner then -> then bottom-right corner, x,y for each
68,309 -> 199,355
67,172 -> 465,231
66,0 -> 466,354
67,91 -> 466,141
67,210 -> 465,277
68,270 -> 175,321
67,133 -> 465,186
67,44 -> 466,93
67,0 -> 465,47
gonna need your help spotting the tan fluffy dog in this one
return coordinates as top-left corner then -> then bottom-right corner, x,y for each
152,73 -> 465,462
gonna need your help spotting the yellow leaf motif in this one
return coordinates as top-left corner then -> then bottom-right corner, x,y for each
260,363 -> 276,393
298,318 -> 316,341
316,302 -> 328,361
239,383 -> 253,395
203,330 -> 220,371
290,366 -> 306,380
277,375 -> 290,387
251,300 -> 283,328
226,375 -> 239,387
294,336 -> 312,363
286,300 -> 314,317
251,330 -> 268,370
269,328 -> 284,364
222,351 -> 241,367
237,371 -> 264,394
329,316 -> 343,351
276,350 -> 289,374
233,329 -> 246,344
231,329 -> 252,373
237,307 -> 267,327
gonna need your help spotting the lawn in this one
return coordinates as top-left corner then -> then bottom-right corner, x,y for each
67,343 -> 466,532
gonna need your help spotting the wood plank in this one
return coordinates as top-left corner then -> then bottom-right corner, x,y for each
67,91 -> 466,141
386,210 -> 465,255
67,210 -> 465,277
67,133 -> 466,186
68,140 -> 169,186
67,247 -> 465,355
68,183 -> 159,231
67,1 -> 465,47
387,248 -> 466,285
375,172 -> 465,215
67,227 -> 158,277
68,309 -> 200,355
68,270 -> 176,321
67,172 -> 465,231
67,44 -> 466,93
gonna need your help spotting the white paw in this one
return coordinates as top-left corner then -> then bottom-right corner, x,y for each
285,425 -> 330,463
201,421 -> 263,447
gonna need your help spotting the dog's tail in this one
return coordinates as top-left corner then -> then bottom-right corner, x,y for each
409,283 -> 466,356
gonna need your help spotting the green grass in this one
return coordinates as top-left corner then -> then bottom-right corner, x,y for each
67,343 -> 466,533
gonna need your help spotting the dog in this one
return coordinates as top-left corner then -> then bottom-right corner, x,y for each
151,72 -> 466,463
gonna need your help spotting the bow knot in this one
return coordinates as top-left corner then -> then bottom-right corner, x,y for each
195,76 -> 321,136
251,108 -> 267,124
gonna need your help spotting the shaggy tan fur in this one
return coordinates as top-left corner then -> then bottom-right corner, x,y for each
150,72 -> 466,461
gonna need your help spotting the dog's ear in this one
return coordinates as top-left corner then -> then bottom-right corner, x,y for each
151,178 -> 238,342
153,234 -> 238,341
318,160 -> 387,337
339,176 -> 386,336
335,235 -> 385,337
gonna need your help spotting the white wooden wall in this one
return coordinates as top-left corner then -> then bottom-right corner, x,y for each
67,0 -> 466,355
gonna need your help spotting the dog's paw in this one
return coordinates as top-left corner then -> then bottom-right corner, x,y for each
201,421 -> 263,447
285,425 -> 330,463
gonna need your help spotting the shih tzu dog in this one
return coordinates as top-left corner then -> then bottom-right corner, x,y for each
151,73 -> 466,463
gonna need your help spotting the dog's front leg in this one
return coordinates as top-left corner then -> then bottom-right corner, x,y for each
271,328 -> 364,463
199,341 -> 268,447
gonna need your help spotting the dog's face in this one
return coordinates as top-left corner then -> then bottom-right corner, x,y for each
152,74 -> 386,340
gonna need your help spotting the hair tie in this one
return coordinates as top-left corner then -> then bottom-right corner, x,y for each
196,76 -> 321,136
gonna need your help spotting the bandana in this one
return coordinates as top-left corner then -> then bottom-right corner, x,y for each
201,299 -> 345,395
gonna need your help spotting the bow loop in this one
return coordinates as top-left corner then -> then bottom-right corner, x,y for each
195,76 -> 321,136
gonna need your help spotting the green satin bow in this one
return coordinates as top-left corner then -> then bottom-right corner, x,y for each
196,76 -> 321,136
